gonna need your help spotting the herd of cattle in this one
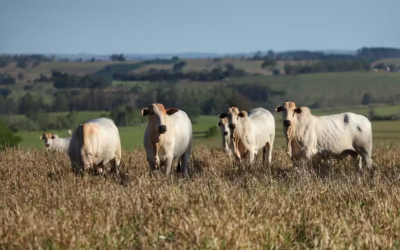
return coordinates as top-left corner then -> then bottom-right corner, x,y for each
39,102 -> 374,177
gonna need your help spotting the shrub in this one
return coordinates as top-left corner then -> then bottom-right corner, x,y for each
0,122 -> 21,149
205,126 -> 219,138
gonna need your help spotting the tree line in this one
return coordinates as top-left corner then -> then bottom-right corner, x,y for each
283,59 -> 371,75
250,47 -> 400,61
0,54 -> 55,69
114,64 -> 246,82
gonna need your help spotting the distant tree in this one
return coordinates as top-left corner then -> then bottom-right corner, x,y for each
110,54 -> 126,61
205,125 -> 219,138
17,73 -> 25,81
24,85 -> 33,91
130,85 -> 143,94
109,106 -> 145,126
213,58 -> 222,63
32,61 -> 41,67
0,97 -> 18,115
267,50 -> 275,59
261,59 -> 277,69
172,56 -> 179,62
272,69 -> 280,76
0,74 -> 16,85
0,121 -> 21,150
16,60 -> 29,69
18,93 -> 47,114
0,60 -> 9,68
26,109 -> 51,130
172,61 -> 186,73
361,93 -> 372,105
34,74 -> 51,83
185,106 -> 201,121
225,63 -> 234,71
52,92 -> 69,112
227,93 -> 252,112
89,57 -> 96,62
0,88 -> 11,98
253,51 -> 262,60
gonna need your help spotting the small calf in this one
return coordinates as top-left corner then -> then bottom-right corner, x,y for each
40,132 -> 71,153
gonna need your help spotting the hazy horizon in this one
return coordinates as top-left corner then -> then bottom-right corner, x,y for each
1,0 -> 398,54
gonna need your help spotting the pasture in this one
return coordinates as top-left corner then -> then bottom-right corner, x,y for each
1,145 -> 400,249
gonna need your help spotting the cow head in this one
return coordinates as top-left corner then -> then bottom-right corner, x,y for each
275,102 -> 302,128
217,118 -> 230,137
40,133 -> 58,148
141,103 -> 179,134
217,107 -> 243,135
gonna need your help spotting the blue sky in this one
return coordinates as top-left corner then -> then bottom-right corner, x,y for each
0,0 -> 398,54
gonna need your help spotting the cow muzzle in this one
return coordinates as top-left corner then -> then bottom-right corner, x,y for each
223,131 -> 228,136
283,120 -> 291,127
158,125 -> 167,134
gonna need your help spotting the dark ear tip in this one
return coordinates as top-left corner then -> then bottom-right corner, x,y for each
294,107 -> 302,113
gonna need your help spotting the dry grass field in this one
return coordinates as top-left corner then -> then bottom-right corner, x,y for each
1,145 -> 400,249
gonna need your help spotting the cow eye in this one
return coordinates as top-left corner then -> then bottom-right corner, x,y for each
150,111 -> 155,115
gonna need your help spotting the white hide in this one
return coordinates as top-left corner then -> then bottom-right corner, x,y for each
276,102 -> 373,168
40,133 -> 71,153
143,104 -> 192,177
220,107 -> 275,164
68,117 -> 122,173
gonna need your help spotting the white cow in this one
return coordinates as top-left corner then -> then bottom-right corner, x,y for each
217,117 -> 234,158
142,103 -> 192,177
68,118 -> 122,174
275,101 -> 373,169
40,131 -> 71,153
218,107 -> 275,165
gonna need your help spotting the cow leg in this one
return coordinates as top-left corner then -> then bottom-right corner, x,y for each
180,148 -> 191,178
266,140 -> 273,166
249,149 -> 256,165
112,149 -> 122,175
361,153 -> 373,170
262,147 -> 266,165
95,164 -> 105,176
177,159 -> 181,174
110,158 -> 120,176
147,157 -> 160,178
359,151 -> 373,180
163,156 -> 174,176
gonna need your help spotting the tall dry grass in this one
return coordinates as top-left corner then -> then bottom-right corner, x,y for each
1,145 -> 400,249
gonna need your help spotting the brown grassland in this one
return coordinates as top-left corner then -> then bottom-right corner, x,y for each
1,145 -> 400,249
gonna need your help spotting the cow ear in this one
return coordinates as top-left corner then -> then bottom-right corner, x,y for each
238,111 -> 247,118
275,106 -> 283,112
40,134 -> 44,139
294,107 -> 302,114
141,108 -> 149,116
218,113 -> 227,118
166,108 -> 179,115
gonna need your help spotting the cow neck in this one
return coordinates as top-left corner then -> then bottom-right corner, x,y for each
287,112 -> 308,156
